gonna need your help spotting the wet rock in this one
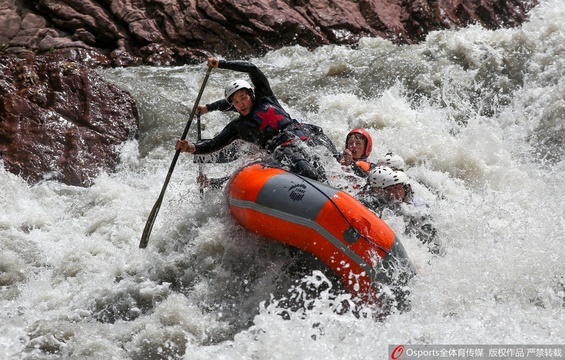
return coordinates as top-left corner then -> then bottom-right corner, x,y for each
0,49 -> 138,187
1,0 -> 538,65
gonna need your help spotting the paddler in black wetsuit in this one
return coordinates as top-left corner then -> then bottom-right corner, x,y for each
176,57 -> 338,182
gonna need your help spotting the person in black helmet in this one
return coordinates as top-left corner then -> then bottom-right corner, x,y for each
176,57 -> 338,181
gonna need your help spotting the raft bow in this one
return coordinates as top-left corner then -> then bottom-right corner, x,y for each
227,163 -> 416,304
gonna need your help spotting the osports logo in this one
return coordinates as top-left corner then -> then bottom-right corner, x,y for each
391,345 -> 404,359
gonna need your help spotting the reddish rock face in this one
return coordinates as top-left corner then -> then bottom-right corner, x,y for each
0,49 -> 138,186
1,0 -> 537,65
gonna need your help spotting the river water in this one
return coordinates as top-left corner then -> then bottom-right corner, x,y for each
1,0 -> 564,359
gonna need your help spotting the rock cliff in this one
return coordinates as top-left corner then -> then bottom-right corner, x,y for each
2,0 -> 536,66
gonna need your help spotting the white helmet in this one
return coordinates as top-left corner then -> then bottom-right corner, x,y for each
368,166 -> 410,189
377,152 -> 405,171
224,79 -> 253,103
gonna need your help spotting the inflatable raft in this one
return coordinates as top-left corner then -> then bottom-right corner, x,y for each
226,163 -> 416,304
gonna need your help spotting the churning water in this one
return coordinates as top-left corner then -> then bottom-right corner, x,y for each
2,0 -> 564,358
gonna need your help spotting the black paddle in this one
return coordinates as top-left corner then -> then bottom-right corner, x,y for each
139,66 -> 212,249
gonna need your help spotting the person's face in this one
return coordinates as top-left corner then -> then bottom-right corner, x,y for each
375,183 -> 406,202
346,135 -> 366,160
230,90 -> 253,116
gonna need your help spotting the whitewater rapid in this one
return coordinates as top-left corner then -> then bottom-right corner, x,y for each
1,0 -> 564,359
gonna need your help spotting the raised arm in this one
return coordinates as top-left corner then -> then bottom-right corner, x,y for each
217,59 -> 274,98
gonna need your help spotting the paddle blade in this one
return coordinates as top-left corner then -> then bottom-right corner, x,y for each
139,194 -> 164,248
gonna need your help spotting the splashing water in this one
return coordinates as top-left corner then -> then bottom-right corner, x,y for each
2,1 -> 565,359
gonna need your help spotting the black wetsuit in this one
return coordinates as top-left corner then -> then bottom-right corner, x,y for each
194,60 -> 338,181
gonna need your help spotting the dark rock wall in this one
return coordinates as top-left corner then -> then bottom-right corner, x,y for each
2,0 -> 537,66
0,49 -> 138,186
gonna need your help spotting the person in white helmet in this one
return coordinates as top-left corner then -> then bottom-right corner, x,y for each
362,166 -> 440,254
368,166 -> 412,201
376,152 -> 406,171
176,57 -> 338,182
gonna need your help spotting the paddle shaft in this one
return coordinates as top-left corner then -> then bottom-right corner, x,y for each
139,66 -> 212,248
197,113 -> 204,198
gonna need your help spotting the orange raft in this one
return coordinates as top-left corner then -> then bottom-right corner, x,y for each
227,163 -> 416,303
